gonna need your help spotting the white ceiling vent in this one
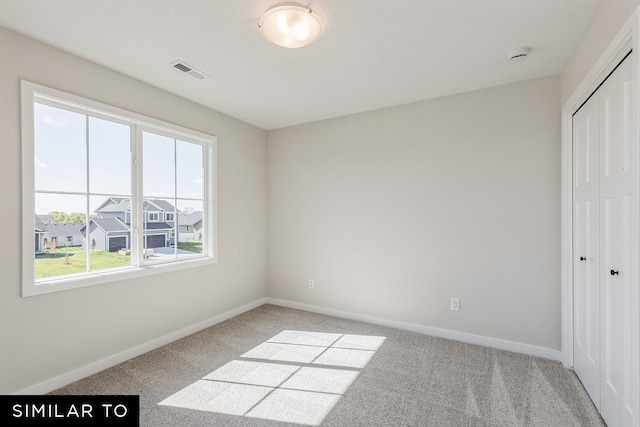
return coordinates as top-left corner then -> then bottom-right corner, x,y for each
169,60 -> 209,80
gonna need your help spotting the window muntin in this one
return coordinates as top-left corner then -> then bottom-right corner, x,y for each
23,81 -> 216,296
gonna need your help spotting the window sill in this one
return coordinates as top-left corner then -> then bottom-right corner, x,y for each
23,256 -> 217,297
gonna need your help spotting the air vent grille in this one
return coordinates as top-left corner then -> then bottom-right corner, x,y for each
169,60 -> 209,80
173,63 -> 192,73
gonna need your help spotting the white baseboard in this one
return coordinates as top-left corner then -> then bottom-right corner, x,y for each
266,297 -> 562,361
14,298 -> 268,395
16,295 -> 561,395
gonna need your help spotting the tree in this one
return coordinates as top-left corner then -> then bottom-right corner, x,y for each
48,211 -> 86,224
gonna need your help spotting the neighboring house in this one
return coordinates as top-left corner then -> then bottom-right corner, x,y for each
81,218 -> 131,252
35,215 -> 84,253
80,197 -> 176,252
34,215 -> 47,254
93,197 -> 178,224
38,214 -> 53,224
177,211 -> 203,242
46,223 -> 84,247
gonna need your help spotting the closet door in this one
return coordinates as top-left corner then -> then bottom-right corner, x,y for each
598,55 -> 633,427
573,89 -> 601,409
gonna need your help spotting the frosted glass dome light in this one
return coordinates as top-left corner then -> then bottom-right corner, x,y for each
259,5 -> 324,48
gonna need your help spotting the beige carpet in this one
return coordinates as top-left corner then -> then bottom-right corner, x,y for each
52,304 -> 605,426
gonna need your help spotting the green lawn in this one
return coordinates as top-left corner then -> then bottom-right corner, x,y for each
177,241 -> 202,253
35,247 -> 130,279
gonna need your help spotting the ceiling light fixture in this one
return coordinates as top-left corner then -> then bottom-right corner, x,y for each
258,4 -> 324,48
508,47 -> 532,63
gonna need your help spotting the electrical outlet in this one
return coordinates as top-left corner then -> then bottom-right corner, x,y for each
308,279 -> 315,289
450,298 -> 460,311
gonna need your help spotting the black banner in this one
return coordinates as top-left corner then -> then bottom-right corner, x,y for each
0,395 -> 139,426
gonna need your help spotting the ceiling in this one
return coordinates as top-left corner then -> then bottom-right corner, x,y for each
0,0 -> 601,130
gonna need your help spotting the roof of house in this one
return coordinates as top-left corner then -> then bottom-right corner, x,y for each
35,215 -> 48,232
95,197 -> 179,214
46,223 -> 83,236
97,198 -> 130,213
178,211 -> 203,226
83,218 -> 131,233
149,199 -> 176,212
38,214 -> 53,224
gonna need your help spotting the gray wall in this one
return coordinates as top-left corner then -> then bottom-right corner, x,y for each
561,0 -> 639,104
267,76 -> 561,351
0,26 -> 267,394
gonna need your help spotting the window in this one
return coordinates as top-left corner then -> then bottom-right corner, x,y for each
22,81 -> 217,297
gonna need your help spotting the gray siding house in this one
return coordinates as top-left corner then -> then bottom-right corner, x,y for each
34,215 -> 47,254
34,215 -> 83,252
81,218 -> 131,252
80,197 -> 175,252
177,211 -> 203,242
46,223 -> 84,247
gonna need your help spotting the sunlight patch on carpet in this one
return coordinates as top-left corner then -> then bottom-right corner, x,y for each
159,330 -> 386,426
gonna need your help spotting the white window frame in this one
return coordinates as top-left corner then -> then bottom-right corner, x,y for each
166,213 -> 175,222
22,81 -> 217,297
148,212 -> 160,222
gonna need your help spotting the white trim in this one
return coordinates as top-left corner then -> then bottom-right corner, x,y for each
21,83 -> 36,296
25,81 -> 213,143
206,131 -> 217,263
12,298 -> 268,395
560,8 -> 638,369
26,255 -> 216,297
266,298 -> 562,361
147,212 -> 160,222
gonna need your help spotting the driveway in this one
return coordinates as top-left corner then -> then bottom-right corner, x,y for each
148,246 -> 198,259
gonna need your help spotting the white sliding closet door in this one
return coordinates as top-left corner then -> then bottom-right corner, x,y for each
598,54 -> 633,427
573,55 -> 634,427
573,89 -> 600,408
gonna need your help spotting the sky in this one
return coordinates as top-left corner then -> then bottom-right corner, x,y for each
34,103 -> 204,216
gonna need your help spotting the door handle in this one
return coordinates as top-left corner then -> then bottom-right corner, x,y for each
579,256 -> 586,261
610,270 -> 619,276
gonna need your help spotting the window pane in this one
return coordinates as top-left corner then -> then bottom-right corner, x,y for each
176,199 -> 204,257
177,140 -> 203,199
89,117 -> 131,195
143,132 -> 175,198
34,103 -> 87,193
35,193 -> 87,280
